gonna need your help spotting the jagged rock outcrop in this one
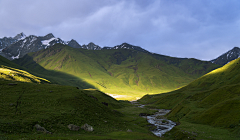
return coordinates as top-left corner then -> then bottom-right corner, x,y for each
211,47 -> 240,65
13,32 -> 26,40
82,42 -> 101,50
103,42 -> 149,53
67,39 -> 82,48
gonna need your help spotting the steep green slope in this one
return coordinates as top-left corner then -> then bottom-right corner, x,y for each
0,55 -> 24,69
0,55 -> 49,83
14,44 -> 219,100
139,58 -> 240,139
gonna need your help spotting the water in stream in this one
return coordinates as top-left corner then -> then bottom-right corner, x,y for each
132,102 -> 176,137
146,109 -> 176,137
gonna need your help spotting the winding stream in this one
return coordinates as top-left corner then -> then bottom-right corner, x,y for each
132,102 -> 176,137
146,109 -> 176,137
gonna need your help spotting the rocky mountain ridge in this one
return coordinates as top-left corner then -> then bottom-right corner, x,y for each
0,33 -> 66,59
2,33 -> 239,65
211,47 -> 240,65
0,33 -> 148,60
0,32 -> 26,50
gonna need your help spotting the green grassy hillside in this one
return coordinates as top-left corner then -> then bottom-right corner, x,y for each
0,79 -> 161,139
139,58 -> 240,139
0,53 -> 160,139
14,44 -> 219,100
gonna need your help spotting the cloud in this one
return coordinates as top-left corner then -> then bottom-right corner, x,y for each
0,0 -> 240,60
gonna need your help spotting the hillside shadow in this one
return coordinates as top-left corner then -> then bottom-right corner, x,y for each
13,55 -> 97,89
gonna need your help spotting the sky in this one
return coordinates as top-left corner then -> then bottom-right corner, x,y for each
0,0 -> 240,60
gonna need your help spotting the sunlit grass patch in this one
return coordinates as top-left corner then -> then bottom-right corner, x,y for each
0,65 -> 50,83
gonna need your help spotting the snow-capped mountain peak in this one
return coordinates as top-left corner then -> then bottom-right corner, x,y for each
1,33 -> 67,60
13,32 -> 26,41
102,43 -> 149,53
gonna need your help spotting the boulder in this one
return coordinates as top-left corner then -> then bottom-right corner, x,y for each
34,124 -> 51,134
81,123 -> 94,131
127,129 -> 132,132
67,124 -> 80,131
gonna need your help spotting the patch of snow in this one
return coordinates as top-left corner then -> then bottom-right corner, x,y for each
30,37 -> 37,43
19,39 -> 27,48
23,39 -> 27,44
19,36 -> 26,41
11,52 -> 20,59
41,38 -> 57,46
17,33 -> 27,41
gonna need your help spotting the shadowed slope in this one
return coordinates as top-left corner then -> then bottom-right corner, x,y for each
13,55 -> 96,89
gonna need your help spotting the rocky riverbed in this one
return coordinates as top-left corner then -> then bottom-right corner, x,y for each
146,109 -> 176,137
131,101 -> 176,137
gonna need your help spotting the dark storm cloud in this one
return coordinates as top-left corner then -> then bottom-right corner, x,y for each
0,0 -> 240,60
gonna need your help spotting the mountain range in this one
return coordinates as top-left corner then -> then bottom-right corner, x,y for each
2,32 -> 240,99
0,33 -> 149,61
1,32 -> 240,66
1,32 -> 240,139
